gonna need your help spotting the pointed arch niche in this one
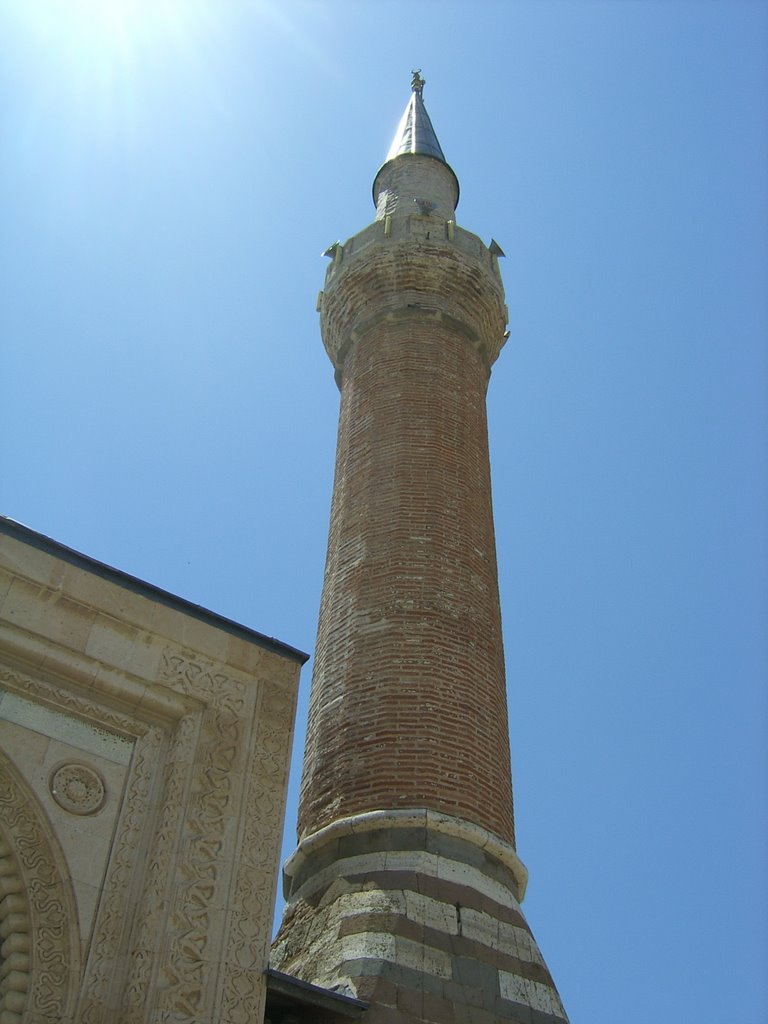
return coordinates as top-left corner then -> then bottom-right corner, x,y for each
0,751 -> 80,1023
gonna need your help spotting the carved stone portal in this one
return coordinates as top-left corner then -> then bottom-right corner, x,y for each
0,517 -> 305,1023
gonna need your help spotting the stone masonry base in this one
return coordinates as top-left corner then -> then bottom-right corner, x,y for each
272,812 -> 568,1024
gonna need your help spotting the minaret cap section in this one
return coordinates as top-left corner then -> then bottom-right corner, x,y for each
372,71 -> 460,221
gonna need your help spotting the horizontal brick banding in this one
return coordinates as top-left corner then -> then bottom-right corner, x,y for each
346,871 -> 527,932
272,823 -> 567,1024
300,229 -> 513,842
336,912 -> 554,989
285,820 -> 523,904
348,958 -> 567,1024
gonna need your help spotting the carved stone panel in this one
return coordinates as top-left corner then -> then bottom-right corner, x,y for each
0,522 -> 304,1024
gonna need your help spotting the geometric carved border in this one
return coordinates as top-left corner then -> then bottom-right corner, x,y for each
0,666 -> 151,742
81,646 -> 295,1024
118,710 -> 202,1024
0,642 -> 297,1024
219,677 -> 296,1022
0,750 -> 81,1024
76,725 -> 163,1023
150,649 -> 257,1021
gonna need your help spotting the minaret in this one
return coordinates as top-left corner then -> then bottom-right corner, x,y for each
272,74 -> 568,1024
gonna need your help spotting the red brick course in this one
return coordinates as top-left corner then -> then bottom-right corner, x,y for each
299,225 -> 515,844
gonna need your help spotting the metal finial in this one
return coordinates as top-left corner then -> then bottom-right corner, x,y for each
411,69 -> 425,94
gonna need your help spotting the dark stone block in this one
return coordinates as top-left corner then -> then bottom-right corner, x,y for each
442,981 -> 486,1009
425,831 -> 485,870
338,826 -> 427,859
422,990 -> 456,1024
497,996 -> 568,1024
345,958 -> 446,999
289,838 -> 341,895
452,956 -> 497,994
496,997 -> 532,1023
348,869 -> 421,893
529,1006 -> 569,1024
395,985 -> 423,1017
460,1006 -> 498,1024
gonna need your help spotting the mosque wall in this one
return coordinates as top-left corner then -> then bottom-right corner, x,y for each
0,518 -> 304,1024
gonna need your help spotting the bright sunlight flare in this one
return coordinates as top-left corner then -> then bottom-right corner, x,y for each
7,0 -> 219,137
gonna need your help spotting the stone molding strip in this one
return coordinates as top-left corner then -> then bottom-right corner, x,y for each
0,622 -> 197,725
0,516 -> 309,665
288,809 -> 528,901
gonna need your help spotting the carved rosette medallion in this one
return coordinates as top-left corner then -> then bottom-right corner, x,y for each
50,763 -> 106,815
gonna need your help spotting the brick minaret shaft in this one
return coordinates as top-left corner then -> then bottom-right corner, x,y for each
300,141 -> 513,848
273,76 -> 568,1024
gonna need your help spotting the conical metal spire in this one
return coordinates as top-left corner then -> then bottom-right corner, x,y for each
372,71 -> 460,212
384,70 -> 448,163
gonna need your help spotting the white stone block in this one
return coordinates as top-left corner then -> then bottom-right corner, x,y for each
460,906 -> 498,946
500,971 -> 565,1017
394,935 -> 452,979
336,888 -> 406,916
404,890 -> 458,935
336,931 -> 396,964
500,922 -> 545,965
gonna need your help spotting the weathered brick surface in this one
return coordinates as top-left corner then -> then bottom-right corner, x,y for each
373,153 -> 459,221
299,215 -> 513,844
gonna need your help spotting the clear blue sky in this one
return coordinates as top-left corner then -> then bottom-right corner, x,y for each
2,2 -> 766,1021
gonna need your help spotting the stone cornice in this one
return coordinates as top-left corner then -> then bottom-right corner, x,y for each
287,808 -> 529,902
319,218 -> 508,381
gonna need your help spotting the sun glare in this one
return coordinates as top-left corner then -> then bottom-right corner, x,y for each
10,0 -> 215,135
23,0 -> 195,59
7,0 -> 338,147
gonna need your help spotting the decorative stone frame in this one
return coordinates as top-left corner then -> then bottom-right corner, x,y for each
0,638 -> 295,1024
0,517 -> 302,1024
0,751 -> 81,1024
